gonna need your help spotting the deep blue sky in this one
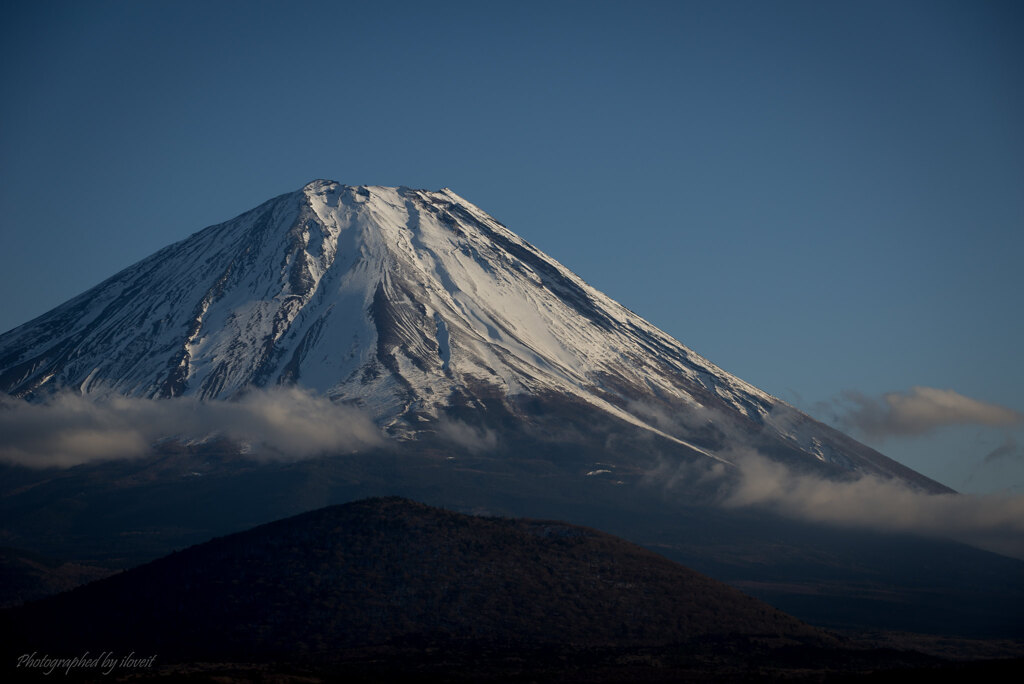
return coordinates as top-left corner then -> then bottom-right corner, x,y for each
2,0 -> 1021,493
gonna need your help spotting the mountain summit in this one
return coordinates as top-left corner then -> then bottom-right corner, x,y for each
0,181 -> 945,491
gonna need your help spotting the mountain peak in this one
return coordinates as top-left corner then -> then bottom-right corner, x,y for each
302,178 -> 337,190
0,183 -> 950,492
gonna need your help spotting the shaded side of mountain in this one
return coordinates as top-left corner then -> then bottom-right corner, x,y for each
1,498 -> 831,664
0,547 -> 114,608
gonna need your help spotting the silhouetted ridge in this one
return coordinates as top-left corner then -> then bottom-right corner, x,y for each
1,498 -> 827,663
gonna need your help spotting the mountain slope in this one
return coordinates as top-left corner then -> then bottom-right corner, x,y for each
0,497 -> 831,660
0,181 -> 946,492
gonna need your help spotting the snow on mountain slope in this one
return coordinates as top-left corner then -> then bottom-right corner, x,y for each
0,181 -> 949,491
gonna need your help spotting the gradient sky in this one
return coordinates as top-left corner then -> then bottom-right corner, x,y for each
1,0 -> 1021,493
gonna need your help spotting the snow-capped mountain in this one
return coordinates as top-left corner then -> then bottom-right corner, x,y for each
0,181 -> 946,491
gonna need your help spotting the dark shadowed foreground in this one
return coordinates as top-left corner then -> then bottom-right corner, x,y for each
4,498 -> 1021,681
3,498 -> 824,654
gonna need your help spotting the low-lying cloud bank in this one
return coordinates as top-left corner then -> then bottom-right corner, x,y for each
823,386 -> 1023,439
0,389 -> 385,468
722,451 -> 1024,560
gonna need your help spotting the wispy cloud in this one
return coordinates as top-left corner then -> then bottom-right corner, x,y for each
0,389 -> 384,468
820,386 -> 1023,440
626,398 -> 724,434
982,436 -> 1023,466
434,419 -> 499,453
721,450 -> 1024,559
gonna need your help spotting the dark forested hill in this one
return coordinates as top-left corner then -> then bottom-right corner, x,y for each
3,498 -> 829,660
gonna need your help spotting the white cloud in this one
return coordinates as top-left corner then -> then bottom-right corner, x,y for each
722,450 -> 1024,559
823,386 -> 1022,439
0,389 -> 384,468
